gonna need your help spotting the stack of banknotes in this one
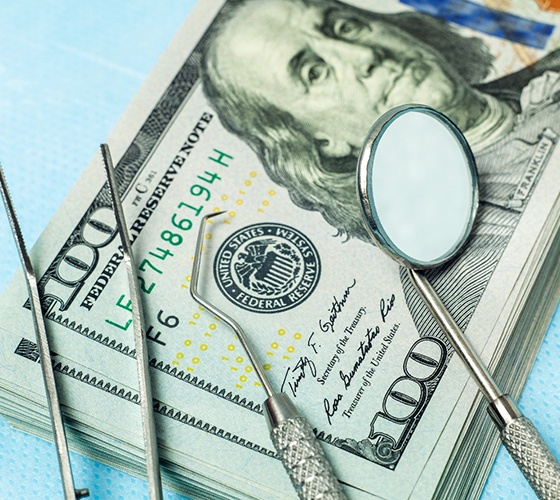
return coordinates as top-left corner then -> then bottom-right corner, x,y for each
1,1 -> 560,498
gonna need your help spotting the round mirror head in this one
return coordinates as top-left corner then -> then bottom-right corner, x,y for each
358,105 -> 478,270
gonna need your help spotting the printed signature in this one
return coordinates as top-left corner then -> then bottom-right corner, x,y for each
280,356 -> 317,397
319,279 -> 356,333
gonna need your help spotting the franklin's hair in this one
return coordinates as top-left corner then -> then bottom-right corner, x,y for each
201,0 -> 494,241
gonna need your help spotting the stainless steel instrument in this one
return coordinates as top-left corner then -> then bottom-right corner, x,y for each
100,144 -> 163,500
0,164 -> 89,500
357,104 -> 560,499
191,211 -> 347,500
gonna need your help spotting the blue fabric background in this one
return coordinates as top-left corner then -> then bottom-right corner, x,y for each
0,1 -> 558,498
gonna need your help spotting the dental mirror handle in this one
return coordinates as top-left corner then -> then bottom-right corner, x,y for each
489,395 -> 560,500
265,393 -> 347,500
408,270 -> 560,499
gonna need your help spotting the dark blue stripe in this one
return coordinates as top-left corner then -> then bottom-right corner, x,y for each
400,0 -> 554,49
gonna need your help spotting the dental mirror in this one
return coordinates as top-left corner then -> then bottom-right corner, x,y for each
358,104 -> 478,269
357,104 -> 560,499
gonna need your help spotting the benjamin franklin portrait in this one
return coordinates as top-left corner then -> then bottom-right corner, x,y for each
195,0 -> 560,465
200,0 -> 560,242
199,0 -> 560,343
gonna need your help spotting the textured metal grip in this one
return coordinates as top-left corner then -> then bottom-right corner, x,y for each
501,417 -> 560,500
270,416 -> 347,500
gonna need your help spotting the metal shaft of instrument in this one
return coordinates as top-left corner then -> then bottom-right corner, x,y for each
191,212 -> 275,399
408,269 -> 502,403
100,144 -> 163,500
0,164 -> 89,500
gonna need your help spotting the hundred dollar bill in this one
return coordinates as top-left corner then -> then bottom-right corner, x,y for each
1,1 -> 560,498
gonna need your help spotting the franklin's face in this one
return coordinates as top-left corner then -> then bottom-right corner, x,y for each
213,0 -> 481,156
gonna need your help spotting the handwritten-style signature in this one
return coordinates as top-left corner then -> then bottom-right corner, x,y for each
339,326 -> 380,389
380,293 -> 396,323
324,394 -> 343,425
280,356 -> 317,397
319,279 -> 356,333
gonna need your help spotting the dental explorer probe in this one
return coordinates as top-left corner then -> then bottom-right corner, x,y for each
0,164 -> 89,499
191,211 -> 347,500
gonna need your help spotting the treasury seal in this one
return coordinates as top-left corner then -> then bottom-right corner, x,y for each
214,223 -> 321,313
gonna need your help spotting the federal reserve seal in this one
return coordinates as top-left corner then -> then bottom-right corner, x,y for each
214,223 -> 321,313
